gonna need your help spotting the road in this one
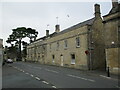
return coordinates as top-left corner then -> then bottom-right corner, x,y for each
2,62 -> 119,88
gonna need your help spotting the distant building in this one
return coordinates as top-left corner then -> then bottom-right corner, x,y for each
0,39 -> 3,66
26,1 -> 120,75
0,39 -> 3,49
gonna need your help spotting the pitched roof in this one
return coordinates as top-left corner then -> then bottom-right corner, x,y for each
55,18 -> 95,36
104,3 -> 119,17
34,17 -> 95,42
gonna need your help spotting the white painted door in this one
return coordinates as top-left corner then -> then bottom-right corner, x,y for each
61,55 -> 63,66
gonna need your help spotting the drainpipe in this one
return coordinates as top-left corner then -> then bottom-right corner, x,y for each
88,26 -> 93,70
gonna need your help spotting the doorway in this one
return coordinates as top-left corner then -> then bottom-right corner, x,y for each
60,54 -> 63,66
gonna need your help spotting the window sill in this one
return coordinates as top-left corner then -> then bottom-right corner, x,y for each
71,63 -> 75,65
76,46 -> 80,48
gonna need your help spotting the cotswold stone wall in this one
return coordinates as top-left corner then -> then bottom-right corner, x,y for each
0,39 -> 3,90
46,25 -> 89,70
103,7 -> 119,75
106,48 -> 119,75
91,16 -> 106,70
0,39 -> 2,49
0,39 -> 3,65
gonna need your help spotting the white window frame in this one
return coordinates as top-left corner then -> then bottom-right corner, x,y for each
76,37 -> 80,47
71,54 -> 75,64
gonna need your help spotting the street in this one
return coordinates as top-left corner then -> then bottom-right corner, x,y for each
2,62 -> 119,88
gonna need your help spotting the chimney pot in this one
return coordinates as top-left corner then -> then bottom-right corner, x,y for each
112,0 -> 118,8
94,4 -> 101,17
46,30 -> 49,36
55,24 -> 60,33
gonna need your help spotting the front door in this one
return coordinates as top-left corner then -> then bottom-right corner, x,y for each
61,55 -> 63,66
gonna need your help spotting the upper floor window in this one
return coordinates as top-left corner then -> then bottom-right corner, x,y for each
49,44 -> 51,50
57,41 -> 59,49
76,37 -> 80,47
64,40 -> 68,48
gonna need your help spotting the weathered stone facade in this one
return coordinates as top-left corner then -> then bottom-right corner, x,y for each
103,1 -> 120,75
0,39 -> 3,66
0,39 -> 2,90
26,1 -> 119,74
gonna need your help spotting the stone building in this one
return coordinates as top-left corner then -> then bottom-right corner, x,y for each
0,39 -> 3,66
26,1 -> 119,74
103,1 -> 120,75
27,3 -> 105,70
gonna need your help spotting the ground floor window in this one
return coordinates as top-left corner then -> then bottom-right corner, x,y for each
52,55 -> 55,63
71,54 -> 75,64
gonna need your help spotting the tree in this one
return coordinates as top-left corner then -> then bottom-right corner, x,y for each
6,27 -> 38,61
22,41 -> 28,61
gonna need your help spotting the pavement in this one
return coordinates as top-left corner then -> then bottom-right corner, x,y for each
86,70 -> 119,81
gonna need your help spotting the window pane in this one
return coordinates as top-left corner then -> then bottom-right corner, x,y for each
71,54 -> 75,64
76,37 -> 80,47
64,40 -> 67,48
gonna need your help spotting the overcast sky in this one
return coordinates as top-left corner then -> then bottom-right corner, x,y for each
0,0 -> 116,46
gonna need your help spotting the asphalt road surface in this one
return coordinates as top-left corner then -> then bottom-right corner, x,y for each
2,62 -> 119,89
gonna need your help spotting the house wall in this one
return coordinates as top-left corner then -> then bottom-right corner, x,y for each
27,39 -> 47,64
0,39 -> 2,90
103,11 -> 120,75
105,48 -> 119,75
26,2 -> 119,73
46,26 -> 89,70
91,16 -> 106,70
0,39 -> 3,66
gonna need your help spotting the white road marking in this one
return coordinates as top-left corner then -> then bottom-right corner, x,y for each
52,86 -> 57,88
25,73 -> 29,75
35,77 -> 41,80
42,81 -> 49,84
30,74 -> 34,77
19,69 -> 23,72
45,69 -> 59,73
87,79 -> 95,82
67,74 -> 95,82
13,66 -> 17,69
99,75 -> 112,79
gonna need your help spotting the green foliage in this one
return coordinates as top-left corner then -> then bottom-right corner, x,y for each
6,27 -> 38,60
6,27 -> 38,44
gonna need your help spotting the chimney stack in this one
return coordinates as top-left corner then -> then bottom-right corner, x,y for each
55,24 -> 60,33
46,30 -> 49,36
112,0 -> 118,8
94,4 -> 101,18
